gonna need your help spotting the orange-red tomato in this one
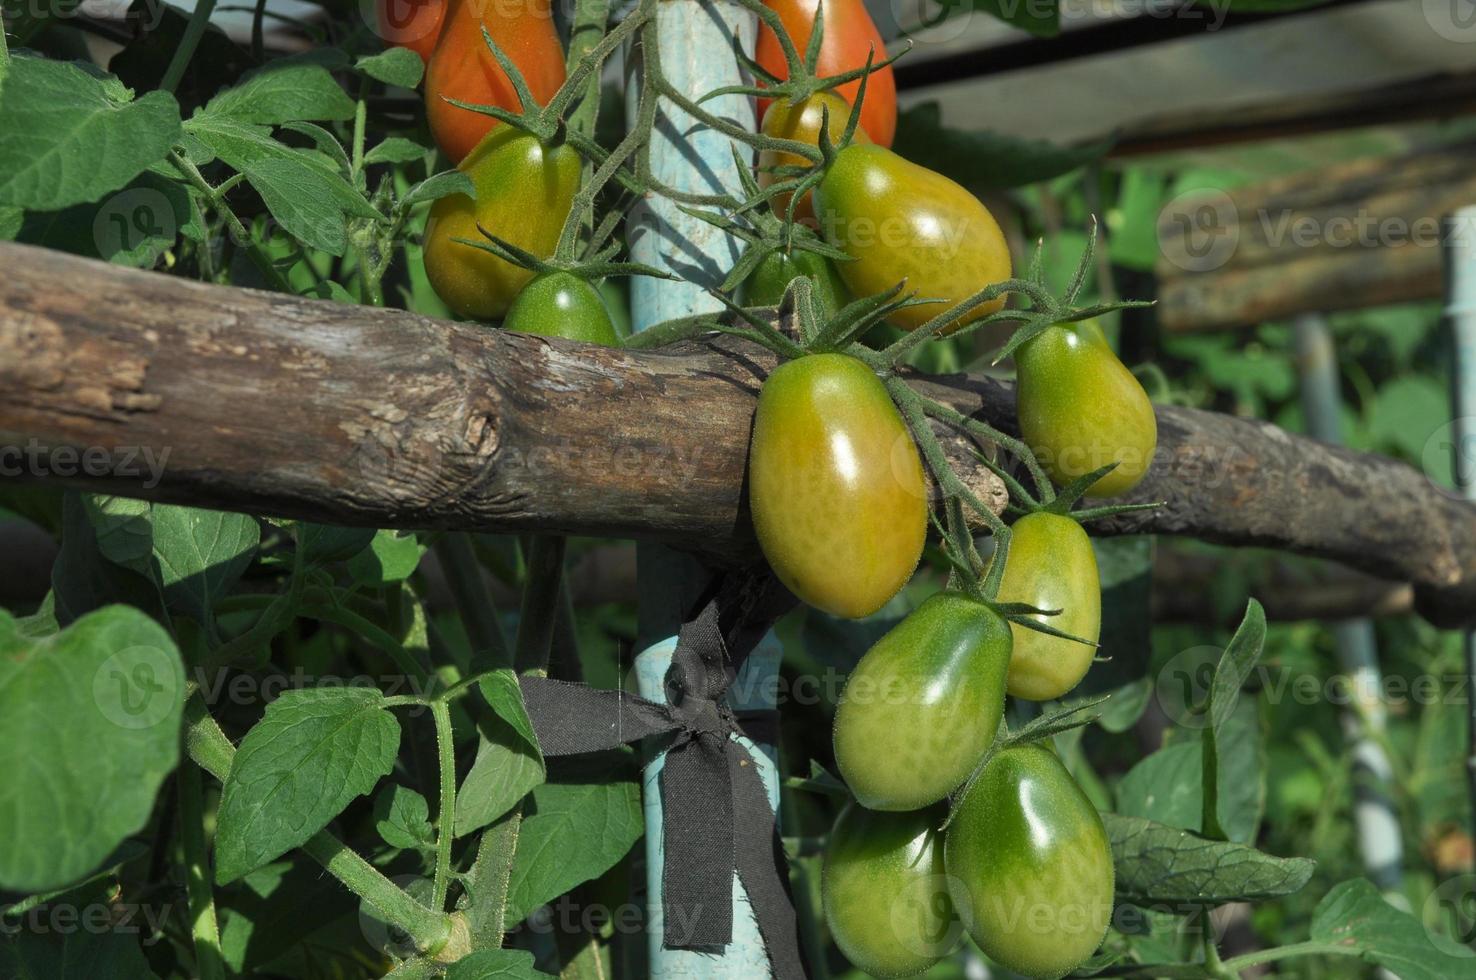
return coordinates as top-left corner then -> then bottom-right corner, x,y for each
424,0 -> 566,163
758,91 -> 866,223
376,0 -> 447,64
755,0 -> 897,148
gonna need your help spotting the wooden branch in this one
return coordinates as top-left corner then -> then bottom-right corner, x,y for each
3,242 -> 1475,625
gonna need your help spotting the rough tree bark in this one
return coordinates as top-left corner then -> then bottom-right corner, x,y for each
2,242 -> 1474,626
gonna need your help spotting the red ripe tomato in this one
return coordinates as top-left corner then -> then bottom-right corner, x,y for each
376,0 -> 447,64
424,0 -> 567,163
755,0 -> 897,148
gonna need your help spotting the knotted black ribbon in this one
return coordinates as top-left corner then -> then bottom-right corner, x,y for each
518,572 -> 805,979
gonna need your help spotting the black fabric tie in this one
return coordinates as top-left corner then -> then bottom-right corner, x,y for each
517,577 -> 804,979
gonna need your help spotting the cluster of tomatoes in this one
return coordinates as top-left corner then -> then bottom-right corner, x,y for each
380,1 -> 1162,976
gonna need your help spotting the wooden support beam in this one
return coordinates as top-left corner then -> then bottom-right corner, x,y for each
3,242 -> 1476,626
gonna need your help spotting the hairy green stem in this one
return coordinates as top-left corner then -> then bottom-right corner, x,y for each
430,700 -> 456,911
168,150 -> 293,294
160,0 -> 218,93
178,758 -> 225,980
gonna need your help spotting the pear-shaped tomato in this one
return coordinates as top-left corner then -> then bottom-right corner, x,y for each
758,91 -> 865,223
833,593 -> 1010,810
423,0 -> 566,163
823,803 -> 956,978
377,0 -> 446,64
814,145 -> 1011,333
749,354 -> 926,619
945,745 -> 1114,979
996,513 -> 1100,701
503,272 -> 620,345
423,128 -> 580,321
1016,321 -> 1157,498
737,246 -> 850,318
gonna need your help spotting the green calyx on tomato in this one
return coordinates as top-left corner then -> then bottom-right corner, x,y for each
502,272 -> 620,346
945,744 -> 1114,979
996,512 -> 1101,701
1015,320 -> 1158,498
423,127 -> 580,321
823,803 -> 956,978
758,91 -> 865,224
813,142 -> 1012,334
748,353 -> 927,620
833,592 -> 1010,810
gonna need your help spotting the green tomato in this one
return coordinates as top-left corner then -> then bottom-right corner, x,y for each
1015,320 -> 1157,498
833,593 -> 1010,810
813,143 -> 1011,333
996,512 -> 1100,701
737,247 -> 850,318
823,803 -> 957,978
749,353 -> 927,619
502,272 -> 620,346
945,745 -> 1114,979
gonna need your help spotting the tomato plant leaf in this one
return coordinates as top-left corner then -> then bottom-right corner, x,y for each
149,505 -> 260,627
0,881 -> 161,978
215,687 -> 401,883
1201,599 -> 1267,840
1104,813 -> 1314,906
347,529 -> 427,585
444,948 -> 554,979
503,775 -> 643,925
52,492 -> 165,625
1311,878 -> 1476,978
455,720 -> 546,837
356,48 -> 425,90
373,783 -> 436,851
478,670 -> 542,757
0,606 -> 184,892
0,55 -> 181,211
364,137 -> 431,167
398,170 -> 475,212
199,62 -> 355,125
295,523 -> 376,565
891,103 -> 1111,191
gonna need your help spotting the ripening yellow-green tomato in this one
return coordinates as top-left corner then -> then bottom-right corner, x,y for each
833,593 -> 1011,810
748,353 -> 927,619
813,143 -> 1012,332
823,803 -> 956,978
1015,320 -> 1158,498
996,512 -> 1101,701
945,745 -> 1114,979
422,128 -> 580,321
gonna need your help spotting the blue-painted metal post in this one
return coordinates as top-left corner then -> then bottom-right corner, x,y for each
623,3 -> 781,976
1293,312 -> 1404,893
1442,207 -> 1476,852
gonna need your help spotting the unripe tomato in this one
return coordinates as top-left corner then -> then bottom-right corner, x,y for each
376,0 -> 446,64
748,354 -> 925,619
503,272 -> 620,345
996,512 -> 1100,701
755,0 -> 897,148
823,803 -> 956,978
423,128 -> 580,320
736,246 -> 849,318
424,0 -> 566,163
814,144 -> 1011,333
945,745 -> 1114,979
758,92 -> 865,223
833,593 -> 1010,810
1015,321 -> 1157,498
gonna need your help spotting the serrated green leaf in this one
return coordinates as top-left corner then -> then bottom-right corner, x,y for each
1311,878 -> 1476,978
373,783 -> 435,851
892,102 -> 1109,191
364,137 -> 430,166
356,48 -> 424,89
150,505 -> 259,626
399,170 -> 474,211
445,949 -> 553,979
0,606 -> 184,892
1104,813 -> 1314,906
477,670 -> 541,756
184,115 -> 380,255
215,687 -> 401,883
52,492 -> 163,625
504,777 -> 642,924
1202,600 -> 1266,840
82,495 -> 154,577
455,720 -> 545,836
199,62 -> 355,125
0,55 -> 181,210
